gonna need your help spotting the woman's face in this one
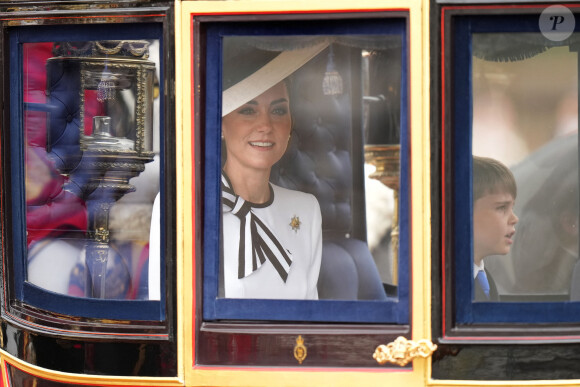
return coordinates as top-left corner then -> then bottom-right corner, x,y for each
222,82 -> 291,175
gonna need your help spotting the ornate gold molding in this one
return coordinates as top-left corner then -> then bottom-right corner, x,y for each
373,336 -> 437,366
293,335 -> 307,364
364,144 -> 400,191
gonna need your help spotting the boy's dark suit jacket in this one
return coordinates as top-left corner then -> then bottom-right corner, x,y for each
474,268 -> 499,302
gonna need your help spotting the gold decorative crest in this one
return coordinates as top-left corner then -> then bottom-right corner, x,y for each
373,336 -> 437,366
289,215 -> 301,233
294,335 -> 307,364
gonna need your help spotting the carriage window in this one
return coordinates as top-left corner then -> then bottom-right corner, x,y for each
7,24 -> 164,319
202,19 -> 409,323
472,35 -> 578,304
448,8 -> 580,324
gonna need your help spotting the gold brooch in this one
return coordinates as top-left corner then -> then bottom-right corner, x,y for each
290,215 -> 301,233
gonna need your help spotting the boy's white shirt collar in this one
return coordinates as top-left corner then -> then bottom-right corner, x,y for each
473,260 -> 485,279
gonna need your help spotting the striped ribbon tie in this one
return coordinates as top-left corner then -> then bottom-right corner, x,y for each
221,173 -> 293,282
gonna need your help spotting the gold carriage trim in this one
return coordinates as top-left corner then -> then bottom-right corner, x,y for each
293,335 -> 307,364
373,336 -> 437,366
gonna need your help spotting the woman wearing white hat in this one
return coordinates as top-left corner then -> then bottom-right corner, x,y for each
220,38 -> 328,299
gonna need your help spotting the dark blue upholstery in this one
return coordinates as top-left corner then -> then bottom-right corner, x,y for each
271,45 -> 387,301
318,238 -> 388,300
45,58 -> 83,174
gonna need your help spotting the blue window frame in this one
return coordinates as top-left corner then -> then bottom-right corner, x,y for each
8,23 -> 166,321
451,10 -> 580,324
202,17 -> 410,323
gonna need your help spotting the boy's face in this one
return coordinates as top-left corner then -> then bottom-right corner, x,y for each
473,191 -> 518,261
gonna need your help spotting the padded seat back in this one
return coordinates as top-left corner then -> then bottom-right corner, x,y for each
271,45 -> 354,238
271,45 -> 387,301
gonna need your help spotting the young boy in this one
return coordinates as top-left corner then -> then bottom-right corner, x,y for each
472,156 -> 518,301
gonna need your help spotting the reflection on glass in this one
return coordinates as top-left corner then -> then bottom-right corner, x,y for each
471,32 -> 579,302
24,40 -> 161,299
363,47 -> 401,294
219,35 -> 400,300
8,363 -> 75,387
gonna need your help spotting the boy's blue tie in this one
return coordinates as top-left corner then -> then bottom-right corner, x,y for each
476,270 -> 490,300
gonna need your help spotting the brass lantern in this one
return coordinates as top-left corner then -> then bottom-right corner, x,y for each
48,40 -> 156,298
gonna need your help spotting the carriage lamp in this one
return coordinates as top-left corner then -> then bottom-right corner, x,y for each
53,41 -> 156,298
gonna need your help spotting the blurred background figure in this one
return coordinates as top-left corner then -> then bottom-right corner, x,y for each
471,36 -> 579,300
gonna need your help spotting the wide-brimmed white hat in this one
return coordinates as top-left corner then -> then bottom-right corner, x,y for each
221,39 -> 329,117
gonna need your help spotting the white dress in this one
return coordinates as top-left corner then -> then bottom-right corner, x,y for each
222,181 -> 322,300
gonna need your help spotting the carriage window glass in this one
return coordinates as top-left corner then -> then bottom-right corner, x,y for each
218,36 -> 401,301
22,39 -> 161,300
471,34 -> 578,303
447,9 -> 580,325
203,20 -> 409,324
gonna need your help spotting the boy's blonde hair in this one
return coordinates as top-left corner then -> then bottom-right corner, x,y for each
473,156 -> 517,202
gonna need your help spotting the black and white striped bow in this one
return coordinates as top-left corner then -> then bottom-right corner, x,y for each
221,173 -> 293,282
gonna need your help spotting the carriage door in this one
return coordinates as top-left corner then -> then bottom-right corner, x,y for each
435,1 -> 580,385
178,1 -> 434,386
